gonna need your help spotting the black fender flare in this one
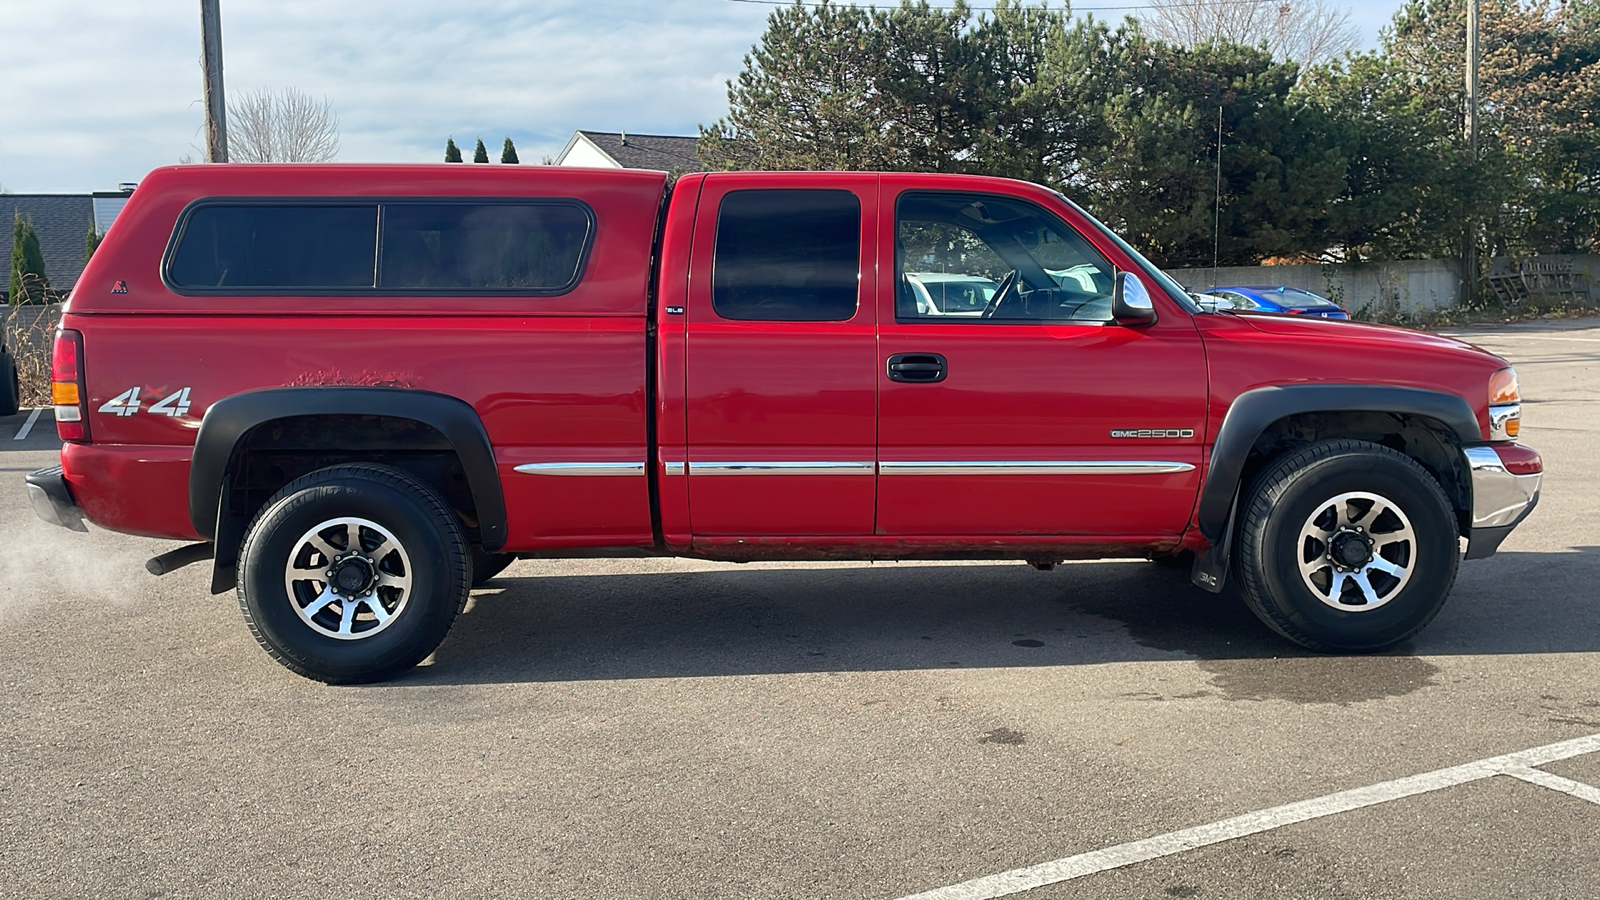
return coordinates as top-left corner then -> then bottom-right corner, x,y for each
190,386 -> 507,553
1197,384 -> 1481,543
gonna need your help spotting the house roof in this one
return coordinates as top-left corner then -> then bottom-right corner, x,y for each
567,131 -> 707,173
3,194 -> 95,293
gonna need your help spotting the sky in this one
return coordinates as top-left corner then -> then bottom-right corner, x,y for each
0,0 -> 1410,193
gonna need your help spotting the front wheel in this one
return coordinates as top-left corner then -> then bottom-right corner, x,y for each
1235,440 -> 1459,652
237,463 -> 470,683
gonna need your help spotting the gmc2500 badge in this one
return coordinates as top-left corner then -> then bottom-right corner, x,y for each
1110,428 -> 1195,438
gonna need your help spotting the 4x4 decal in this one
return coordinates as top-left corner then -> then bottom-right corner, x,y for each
99,386 -> 193,418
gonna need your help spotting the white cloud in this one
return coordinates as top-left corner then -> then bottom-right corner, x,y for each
0,0 -> 1404,192
0,0 -> 770,190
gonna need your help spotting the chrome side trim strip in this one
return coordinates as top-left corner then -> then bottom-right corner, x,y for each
879,460 -> 1195,476
689,461 -> 875,476
663,462 -> 686,477
514,462 -> 647,476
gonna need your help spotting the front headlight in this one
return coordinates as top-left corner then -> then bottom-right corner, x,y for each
1489,367 -> 1520,440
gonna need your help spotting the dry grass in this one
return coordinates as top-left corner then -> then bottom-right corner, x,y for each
4,303 -> 61,408
1351,298 -> 1599,331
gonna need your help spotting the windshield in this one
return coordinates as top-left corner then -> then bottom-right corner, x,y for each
1055,194 -> 1201,314
1270,288 -> 1342,309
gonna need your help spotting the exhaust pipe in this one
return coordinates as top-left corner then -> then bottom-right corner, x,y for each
147,542 -> 215,576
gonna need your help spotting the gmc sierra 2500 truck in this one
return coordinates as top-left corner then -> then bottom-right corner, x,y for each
25,164 -> 1541,683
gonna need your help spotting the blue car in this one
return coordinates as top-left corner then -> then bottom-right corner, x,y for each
1203,285 -> 1350,319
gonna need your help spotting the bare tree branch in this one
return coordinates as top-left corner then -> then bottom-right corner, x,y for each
1138,0 -> 1358,68
226,86 -> 340,163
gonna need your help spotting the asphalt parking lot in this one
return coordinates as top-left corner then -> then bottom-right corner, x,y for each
2,318 -> 1599,899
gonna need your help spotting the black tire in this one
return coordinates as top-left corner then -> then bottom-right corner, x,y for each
470,548 -> 515,586
0,356 -> 18,418
1235,439 -> 1459,652
237,463 -> 470,684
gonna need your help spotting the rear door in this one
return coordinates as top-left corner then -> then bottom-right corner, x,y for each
683,174 -> 879,535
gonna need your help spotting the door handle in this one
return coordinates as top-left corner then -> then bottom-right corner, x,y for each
887,353 -> 947,383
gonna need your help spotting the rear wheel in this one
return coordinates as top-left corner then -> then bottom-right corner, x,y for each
1235,440 -> 1459,652
237,463 -> 470,683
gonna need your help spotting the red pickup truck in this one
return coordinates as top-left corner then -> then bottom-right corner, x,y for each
26,164 -> 1541,683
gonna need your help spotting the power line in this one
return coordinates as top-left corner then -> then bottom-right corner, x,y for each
726,0 -> 1278,11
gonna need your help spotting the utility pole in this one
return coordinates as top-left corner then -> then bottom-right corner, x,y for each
200,0 -> 228,163
1462,0 -> 1479,304
1465,0 -> 1479,159
1212,105 -> 1223,284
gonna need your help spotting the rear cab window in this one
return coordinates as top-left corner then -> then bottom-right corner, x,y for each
712,189 -> 861,322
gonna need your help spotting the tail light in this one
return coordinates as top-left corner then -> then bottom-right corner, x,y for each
51,329 -> 89,443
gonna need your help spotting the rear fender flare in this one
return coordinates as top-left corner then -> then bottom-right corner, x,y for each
190,387 -> 507,555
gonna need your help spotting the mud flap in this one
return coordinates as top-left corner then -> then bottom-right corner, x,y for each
1191,489 -> 1239,593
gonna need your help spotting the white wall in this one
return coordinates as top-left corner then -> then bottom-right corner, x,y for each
555,137 -> 620,169
1168,260 -> 1464,313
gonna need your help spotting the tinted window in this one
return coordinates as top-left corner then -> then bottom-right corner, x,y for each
379,203 -> 591,291
169,205 -> 377,289
713,190 -> 860,322
896,192 -> 1115,323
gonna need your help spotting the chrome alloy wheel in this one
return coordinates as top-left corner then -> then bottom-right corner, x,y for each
1296,491 -> 1416,612
283,517 -> 413,640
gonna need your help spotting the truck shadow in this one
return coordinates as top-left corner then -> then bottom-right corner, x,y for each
414,546 -> 1600,700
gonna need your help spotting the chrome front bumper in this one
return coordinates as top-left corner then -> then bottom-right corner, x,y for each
1463,446 -> 1541,560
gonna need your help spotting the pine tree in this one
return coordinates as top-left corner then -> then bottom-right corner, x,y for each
9,212 -> 48,305
500,137 -> 520,164
444,138 -> 463,162
85,219 -> 103,263
473,138 -> 490,163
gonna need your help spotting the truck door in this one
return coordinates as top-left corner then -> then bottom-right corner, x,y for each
876,180 -> 1207,537
683,175 -> 879,535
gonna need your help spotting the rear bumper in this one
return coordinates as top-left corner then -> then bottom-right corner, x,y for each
1463,444 -> 1541,560
26,466 -> 88,532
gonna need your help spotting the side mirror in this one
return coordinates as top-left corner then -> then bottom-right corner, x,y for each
1112,271 -> 1157,326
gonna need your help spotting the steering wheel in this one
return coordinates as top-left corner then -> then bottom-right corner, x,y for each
980,270 -> 1020,319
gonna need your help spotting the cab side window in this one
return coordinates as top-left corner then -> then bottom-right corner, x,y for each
896,192 -> 1115,323
713,189 -> 860,322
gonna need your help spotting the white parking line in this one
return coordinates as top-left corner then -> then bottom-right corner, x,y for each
1502,765 -> 1600,806
1461,334 -> 1600,343
12,407 -> 43,440
893,732 -> 1600,900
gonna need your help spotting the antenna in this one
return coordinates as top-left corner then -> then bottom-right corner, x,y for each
1212,105 -> 1223,285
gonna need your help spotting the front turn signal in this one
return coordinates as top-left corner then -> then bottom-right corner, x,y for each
1488,367 -> 1520,441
